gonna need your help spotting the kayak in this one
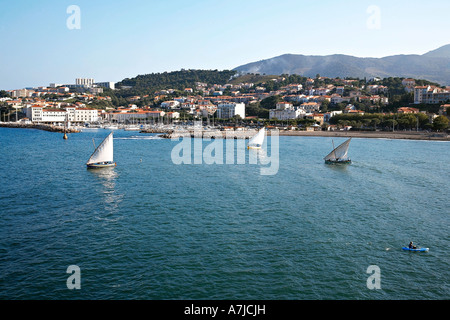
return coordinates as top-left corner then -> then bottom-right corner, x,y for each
402,247 -> 429,252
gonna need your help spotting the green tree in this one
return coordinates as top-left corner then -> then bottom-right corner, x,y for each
245,103 -> 261,117
260,95 -> 282,109
432,115 -> 449,131
362,118 -> 372,128
0,90 -> 10,98
321,100 -> 330,113
370,118 -> 381,129
417,113 -> 429,128
397,114 -> 417,129
383,119 -> 397,130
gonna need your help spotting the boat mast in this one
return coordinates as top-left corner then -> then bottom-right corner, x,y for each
332,139 -> 337,160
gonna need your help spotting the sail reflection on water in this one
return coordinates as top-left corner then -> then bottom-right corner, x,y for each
88,167 -> 123,220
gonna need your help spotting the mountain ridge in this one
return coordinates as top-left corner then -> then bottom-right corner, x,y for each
233,44 -> 450,85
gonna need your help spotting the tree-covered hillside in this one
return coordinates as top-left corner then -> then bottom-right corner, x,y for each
115,69 -> 237,97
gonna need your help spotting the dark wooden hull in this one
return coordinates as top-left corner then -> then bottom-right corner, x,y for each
325,159 -> 351,165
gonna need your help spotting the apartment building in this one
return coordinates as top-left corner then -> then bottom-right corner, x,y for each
216,102 -> 245,119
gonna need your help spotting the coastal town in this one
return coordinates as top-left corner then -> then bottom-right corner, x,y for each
0,72 -> 449,137
2,1 -> 450,305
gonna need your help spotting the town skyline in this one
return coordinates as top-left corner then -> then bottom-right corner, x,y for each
1,0 -> 450,90
2,70 -> 449,135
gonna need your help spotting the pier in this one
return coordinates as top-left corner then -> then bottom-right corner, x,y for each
0,122 -> 80,133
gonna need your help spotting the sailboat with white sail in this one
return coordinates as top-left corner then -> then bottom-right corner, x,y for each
86,132 -> 116,168
324,138 -> 352,164
247,127 -> 265,150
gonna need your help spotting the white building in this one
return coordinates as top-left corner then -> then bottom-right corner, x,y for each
275,102 -> 293,110
104,110 -> 165,122
269,102 -> 306,120
198,103 -> 217,116
414,86 -> 429,104
74,108 -> 100,123
402,78 -> 416,93
166,112 -> 180,119
402,78 -> 415,87
335,86 -> 345,95
95,82 -> 115,90
366,84 -> 388,94
11,89 -> 34,98
216,102 -> 245,119
28,106 -> 44,122
27,106 -> 99,123
300,102 -> 320,112
28,106 -> 66,123
161,100 -> 181,109
323,110 -> 342,123
414,85 -> 450,104
314,87 -> 330,96
57,87 -> 70,94
284,84 -> 303,92
330,94 -> 350,104
89,87 -> 103,95
76,78 -> 95,87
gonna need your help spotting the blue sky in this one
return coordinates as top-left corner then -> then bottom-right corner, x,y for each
1,0 -> 449,90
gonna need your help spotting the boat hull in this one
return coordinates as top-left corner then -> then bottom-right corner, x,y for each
247,146 -> 262,150
87,162 -> 116,169
402,247 -> 429,252
325,159 -> 351,164
124,128 -> 140,131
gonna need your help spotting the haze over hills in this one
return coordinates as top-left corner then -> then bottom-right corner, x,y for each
233,44 -> 450,85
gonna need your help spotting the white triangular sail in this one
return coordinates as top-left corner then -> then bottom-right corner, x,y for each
324,138 -> 351,161
87,132 -> 114,164
248,127 -> 265,148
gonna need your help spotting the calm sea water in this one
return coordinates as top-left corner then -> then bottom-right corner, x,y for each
0,127 -> 448,300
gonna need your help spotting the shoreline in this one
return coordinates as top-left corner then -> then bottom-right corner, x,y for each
159,128 -> 450,141
1,122 -> 448,141
275,130 -> 450,141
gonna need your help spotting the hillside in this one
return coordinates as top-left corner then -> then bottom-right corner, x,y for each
227,74 -> 284,85
423,44 -> 450,58
233,44 -> 450,85
115,69 -> 237,96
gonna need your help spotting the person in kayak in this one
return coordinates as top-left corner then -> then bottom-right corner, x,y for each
409,241 -> 417,249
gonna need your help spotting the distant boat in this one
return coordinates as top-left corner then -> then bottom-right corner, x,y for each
124,126 -> 141,131
247,127 -> 265,149
86,132 -> 116,168
324,138 -> 352,164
